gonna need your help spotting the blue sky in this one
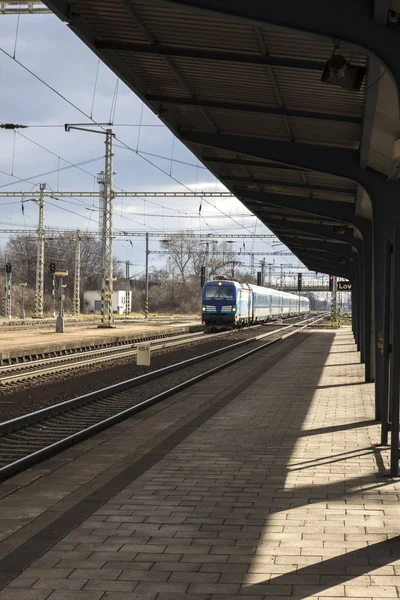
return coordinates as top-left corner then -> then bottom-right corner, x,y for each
0,10 -> 300,278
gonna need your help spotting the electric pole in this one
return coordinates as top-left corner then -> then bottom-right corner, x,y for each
73,231 -> 81,317
99,129 -> 115,327
260,258 -> 265,287
145,232 -> 149,318
125,260 -> 131,317
34,183 -> 45,318
4,263 -> 11,319
64,124 -> 115,328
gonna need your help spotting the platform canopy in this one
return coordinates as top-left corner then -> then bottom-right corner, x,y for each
42,0 -> 400,279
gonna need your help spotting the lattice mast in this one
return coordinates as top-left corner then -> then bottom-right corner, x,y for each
100,129 -> 115,327
34,183 -> 45,318
73,231 -> 81,316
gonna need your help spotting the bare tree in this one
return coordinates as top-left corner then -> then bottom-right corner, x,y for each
2,232 -> 123,314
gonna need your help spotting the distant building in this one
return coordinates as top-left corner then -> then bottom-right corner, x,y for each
83,290 -> 132,315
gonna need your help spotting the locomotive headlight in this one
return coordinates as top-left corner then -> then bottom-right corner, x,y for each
232,306 -> 236,312
202,306 -> 206,312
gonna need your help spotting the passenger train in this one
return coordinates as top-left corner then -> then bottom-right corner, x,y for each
202,279 -> 310,330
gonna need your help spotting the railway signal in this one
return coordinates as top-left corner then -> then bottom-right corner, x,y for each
200,266 -> 206,288
297,272 -> 302,291
5,263 -> 11,273
257,272 -> 262,286
50,262 -> 56,273
329,275 -> 334,291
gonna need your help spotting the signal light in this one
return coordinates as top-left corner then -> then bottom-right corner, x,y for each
297,273 -> 302,291
50,262 -> 56,274
257,272 -> 262,286
5,263 -> 11,274
329,275 -> 334,291
200,265 -> 206,288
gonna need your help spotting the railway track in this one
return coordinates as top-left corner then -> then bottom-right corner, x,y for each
0,330 -> 217,385
0,313 -> 325,482
0,314 -> 310,385
0,316 -> 197,332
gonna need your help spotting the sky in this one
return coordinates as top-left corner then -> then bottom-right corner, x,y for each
0,9 -> 306,280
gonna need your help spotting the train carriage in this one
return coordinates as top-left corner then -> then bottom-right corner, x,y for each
202,279 -> 309,330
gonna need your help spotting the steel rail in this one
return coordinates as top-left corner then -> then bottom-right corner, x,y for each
0,330 -> 216,383
0,314 -> 325,482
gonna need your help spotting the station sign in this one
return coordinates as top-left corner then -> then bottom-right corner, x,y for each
337,281 -> 352,291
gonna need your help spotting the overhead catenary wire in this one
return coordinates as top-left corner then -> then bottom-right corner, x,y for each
90,59 -> 100,119
0,46 -> 272,245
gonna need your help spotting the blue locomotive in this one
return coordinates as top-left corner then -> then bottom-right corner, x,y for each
202,279 -> 309,329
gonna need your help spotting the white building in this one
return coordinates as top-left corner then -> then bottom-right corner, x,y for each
83,290 -> 132,315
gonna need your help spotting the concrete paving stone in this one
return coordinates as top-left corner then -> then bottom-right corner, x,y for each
156,595 -> 212,600
8,576 -> 40,589
344,586 -> 399,597
134,581 -> 189,594
68,568 -> 122,580
83,580 -> 136,592
100,594 -> 156,600
0,593 -> 52,600
33,579 -> 88,591
47,593 -> 104,600
118,568 -> 170,581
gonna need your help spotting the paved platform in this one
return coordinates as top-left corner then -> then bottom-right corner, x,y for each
0,327 -> 399,600
0,320 -> 202,363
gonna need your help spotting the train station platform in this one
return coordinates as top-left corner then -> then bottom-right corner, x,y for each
0,326 -> 398,599
0,320 -> 202,364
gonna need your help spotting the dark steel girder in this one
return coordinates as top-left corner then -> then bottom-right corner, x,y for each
181,131 -> 399,211
264,218 -> 363,251
202,158 -> 303,171
95,39 -> 328,71
294,252 -> 352,276
235,189 -> 366,229
147,94 -> 362,124
285,238 -> 356,260
222,177 -> 355,195
162,0 -> 400,100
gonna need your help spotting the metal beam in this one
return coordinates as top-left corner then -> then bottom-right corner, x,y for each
201,158 -> 304,171
223,177 -> 355,195
95,39 -> 328,71
180,131 -> 398,206
0,191 -> 235,198
285,238 -> 356,260
264,218 -> 362,250
160,0 -> 400,98
295,253 -> 351,275
146,94 -> 362,124
236,189 -> 360,225
0,228 -> 276,239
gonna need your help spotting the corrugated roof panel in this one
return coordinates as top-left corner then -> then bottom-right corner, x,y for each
118,52 -> 189,96
76,0 -> 149,43
314,191 -> 355,202
306,173 -> 357,188
132,0 -> 261,53
258,185 -> 313,197
290,118 -> 361,148
168,105 -> 216,132
261,25 -> 367,66
172,58 -> 279,105
205,108 -> 290,139
224,166 -> 305,183
275,68 -> 364,116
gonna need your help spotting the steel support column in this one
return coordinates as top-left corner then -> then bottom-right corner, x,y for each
374,223 -> 393,420
381,238 -> 392,445
389,230 -> 400,476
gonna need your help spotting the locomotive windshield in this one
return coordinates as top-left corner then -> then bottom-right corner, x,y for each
204,284 -> 235,300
